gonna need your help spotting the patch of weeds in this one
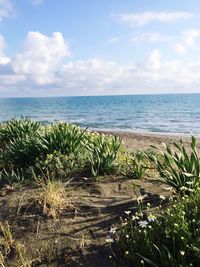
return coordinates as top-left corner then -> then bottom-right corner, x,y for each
109,189 -> 200,267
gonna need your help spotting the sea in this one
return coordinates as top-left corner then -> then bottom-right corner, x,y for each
0,94 -> 199,136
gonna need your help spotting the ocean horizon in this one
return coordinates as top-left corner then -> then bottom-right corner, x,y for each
0,93 -> 199,136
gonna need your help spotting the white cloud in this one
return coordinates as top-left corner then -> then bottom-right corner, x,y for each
118,11 -> 193,27
0,35 -> 10,64
145,49 -> 161,70
131,32 -> 171,45
175,29 -> 200,54
12,31 -> 70,85
59,59 -> 128,93
1,32 -> 200,95
0,0 -> 13,21
51,51 -> 200,95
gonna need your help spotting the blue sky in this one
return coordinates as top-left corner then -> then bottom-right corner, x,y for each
0,0 -> 200,97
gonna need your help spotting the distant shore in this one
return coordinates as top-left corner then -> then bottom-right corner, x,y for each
99,130 -> 197,151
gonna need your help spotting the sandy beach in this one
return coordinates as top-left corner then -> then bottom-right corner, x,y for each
100,130 -> 196,151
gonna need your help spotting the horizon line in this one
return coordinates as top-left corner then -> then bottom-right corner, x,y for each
0,92 -> 200,99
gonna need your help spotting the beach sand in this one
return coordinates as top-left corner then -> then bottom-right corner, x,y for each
100,130 -> 196,151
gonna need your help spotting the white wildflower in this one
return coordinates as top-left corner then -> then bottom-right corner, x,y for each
109,227 -> 117,234
159,195 -> 166,200
124,210 -> 131,215
180,250 -> 185,256
147,214 -> 156,222
138,220 -> 148,228
132,215 -> 139,221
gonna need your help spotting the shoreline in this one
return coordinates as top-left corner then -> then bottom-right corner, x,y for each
93,127 -> 195,137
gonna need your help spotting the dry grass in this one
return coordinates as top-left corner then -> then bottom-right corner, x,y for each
0,221 -> 15,256
0,252 -> 6,267
37,179 -> 71,220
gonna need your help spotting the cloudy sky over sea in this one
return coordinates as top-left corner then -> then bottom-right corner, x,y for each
0,0 -> 200,97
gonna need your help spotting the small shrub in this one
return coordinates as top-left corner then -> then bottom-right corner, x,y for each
43,123 -> 87,156
149,136 -> 200,195
35,151 -> 87,179
3,134 -> 45,167
87,133 -> 122,177
0,118 -> 41,147
130,151 -> 147,178
118,150 -> 148,179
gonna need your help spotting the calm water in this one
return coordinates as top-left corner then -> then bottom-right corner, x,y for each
0,94 -> 199,135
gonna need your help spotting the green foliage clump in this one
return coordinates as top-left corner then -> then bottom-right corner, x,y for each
118,150 -> 148,179
0,118 -> 41,147
110,190 -> 200,267
0,118 -> 44,168
149,136 -> 200,195
3,134 -> 45,167
87,133 -> 122,177
35,151 -> 86,179
43,122 -> 87,156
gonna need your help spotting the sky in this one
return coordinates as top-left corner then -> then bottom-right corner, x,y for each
0,0 -> 200,97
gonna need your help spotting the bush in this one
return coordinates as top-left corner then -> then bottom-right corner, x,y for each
35,151 -> 87,179
149,136 -> 200,195
110,190 -> 200,267
118,150 -> 148,179
0,118 -> 41,147
87,133 -> 122,177
43,123 -> 87,156
0,120 -> 88,172
3,134 -> 45,167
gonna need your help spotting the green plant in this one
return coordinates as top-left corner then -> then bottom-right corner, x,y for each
0,118 -> 45,169
0,168 -> 26,185
110,190 -> 200,267
35,151 -> 87,179
0,118 -> 41,147
149,136 -> 200,195
43,123 -> 87,156
130,151 -> 148,179
87,133 -> 122,177
3,134 -> 45,167
117,150 -> 148,179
